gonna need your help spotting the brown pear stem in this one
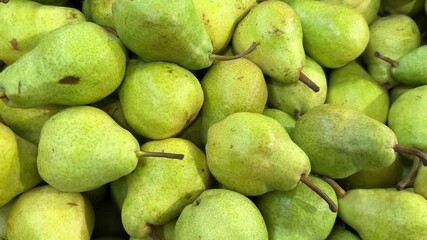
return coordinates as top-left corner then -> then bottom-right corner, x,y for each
0,89 -> 5,99
396,159 -> 420,190
135,150 -> 184,160
374,52 -> 399,68
0,0 -> 9,3
210,42 -> 257,61
299,72 -> 320,92
293,109 -> 301,120
393,144 -> 427,166
148,224 -> 161,240
300,174 -> 338,212
321,176 -> 347,199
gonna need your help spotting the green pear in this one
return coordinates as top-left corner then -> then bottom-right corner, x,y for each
262,108 -> 296,139
326,228 -> 360,240
326,61 -> 389,123
154,218 -> 177,240
319,0 -> 380,24
267,56 -> 327,119
414,166 -> 427,198
0,101 -> 66,144
7,185 -> 95,240
118,60 -> 204,140
98,99 -> 140,138
193,0 -> 256,53
112,0 -> 213,70
380,0 -> 425,16
389,84 -> 413,104
0,197 -> 15,240
37,106 -> 140,192
110,176 -> 128,210
362,14 -> 421,86
175,188 -> 268,240
199,58 -> 267,144
177,114 -> 204,149
0,21 -> 126,108
0,0 -> 86,64
288,0 -> 369,69
256,175 -> 338,240
232,1 -> 319,92
375,45 -> 427,86
121,138 -> 211,239
82,0 -> 116,29
293,104 -> 398,178
0,122 -> 41,207
338,188 -> 427,239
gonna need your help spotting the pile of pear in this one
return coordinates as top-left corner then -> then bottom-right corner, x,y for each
1,0 -> 427,239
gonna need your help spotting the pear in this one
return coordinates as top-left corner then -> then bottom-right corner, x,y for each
199,57 -> 268,144
118,60 -> 204,140
121,138 -> 211,239
0,21 -> 126,108
0,122 -> 41,207
232,1 -> 319,92
255,175 -> 338,240
375,45 -> 427,86
0,197 -> 15,240
262,108 -> 296,139
319,0 -> 380,24
177,114 -> 204,149
293,104 -> 427,179
206,111 -> 337,211
0,0 -> 86,64
414,166 -> 427,198
7,185 -> 95,240
154,218 -> 177,240
82,0 -> 116,29
267,56 -> 327,119
362,14 -> 421,86
110,176 -> 128,210
326,61 -> 389,123
338,188 -> 427,239
288,0 -> 369,69
193,0 -> 256,53
0,101 -> 66,144
175,188 -> 268,240
380,0 -> 425,16
389,84 -> 413,104
37,106 -> 183,193
326,228 -> 360,240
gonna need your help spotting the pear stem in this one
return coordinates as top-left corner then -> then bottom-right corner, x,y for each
0,0 -> 9,3
210,42 -> 257,61
396,159 -> 420,190
374,52 -> 399,68
321,176 -> 347,199
148,224 -> 161,240
293,109 -> 301,120
300,174 -> 338,212
135,150 -> 184,160
393,144 -> 427,166
299,72 -> 320,92
0,89 -> 5,99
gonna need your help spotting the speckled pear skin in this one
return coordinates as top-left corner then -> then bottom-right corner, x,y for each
0,0 -> 86,65
293,104 -> 397,179
122,138 -> 211,239
205,112 -> 311,196
7,185 -> 95,240
232,1 -> 305,84
175,189 -> 268,240
199,58 -> 267,144
0,123 -> 41,208
0,21 -> 126,108
288,0 -> 369,69
256,175 -> 338,240
388,85 -> 427,158
118,60 -> 204,140
338,188 -> 427,240
391,45 -> 427,86
37,106 -> 140,192
362,14 -> 420,86
112,0 -> 213,70
326,61 -> 390,123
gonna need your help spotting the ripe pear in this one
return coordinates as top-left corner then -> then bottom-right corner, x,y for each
0,21 -> 126,108
175,188 -> 268,240
338,188 -> 427,239
0,0 -> 86,64
380,0 -> 425,16
256,175 -> 338,240
326,61 -> 389,123
177,114 -> 203,149
288,0 -> 369,69
319,0 -> 380,24
82,0 -> 116,29
362,14 -> 421,86
154,218 -> 177,240
267,56 -> 327,119
121,138 -> 211,239
326,228 -> 360,240
262,108 -> 296,139
414,166 -> 427,198
193,0 -> 256,53
7,185 -> 95,240
199,58 -> 267,144
118,60 -> 204,140
0,122 -> 41,207
0,197 -> 15,240
232,1 -> 319,92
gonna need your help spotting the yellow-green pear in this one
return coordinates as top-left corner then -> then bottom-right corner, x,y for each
319,0 -> 380,24
7,185 -> 95,240
380,0 -> 425,16
0,0 -> 86,64
262,108 -> 296,139
326,228 -> 360,240
0,197 -> 15,240
414,166 -> 427,198
82,0 -> 116,29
